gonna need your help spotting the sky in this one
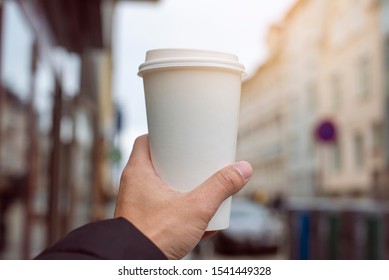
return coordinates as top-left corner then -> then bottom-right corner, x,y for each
112,0 -> 295,163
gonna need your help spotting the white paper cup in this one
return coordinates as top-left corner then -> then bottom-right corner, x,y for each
138,49 -> 245,230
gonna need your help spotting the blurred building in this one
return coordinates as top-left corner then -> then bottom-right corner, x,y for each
237,34 -> 286,199
318,0 -> 387,196
237,0 -> 389,199
0,0 -> 158,260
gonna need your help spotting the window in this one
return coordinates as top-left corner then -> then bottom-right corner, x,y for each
288,95 -> 298,120
307,137 -> 315,159
34,59 -> 55,133
357,56 -> 370,97
354,134 -> 364,169
372,123 -> 384,153
331,141 -> 342,173
288,135 -> 299,163
331,74 -> 341,109
306,83 -> 317,113
1,1 -> 34,102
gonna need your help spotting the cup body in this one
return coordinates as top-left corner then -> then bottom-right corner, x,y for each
138,49 -> 245,230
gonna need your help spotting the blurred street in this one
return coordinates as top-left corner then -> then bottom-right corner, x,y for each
2,0 -> 389,260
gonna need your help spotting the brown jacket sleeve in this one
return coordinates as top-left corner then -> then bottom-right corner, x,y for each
34,218 -> 167,260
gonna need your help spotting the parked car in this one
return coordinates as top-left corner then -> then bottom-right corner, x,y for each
212,197 -> 285,255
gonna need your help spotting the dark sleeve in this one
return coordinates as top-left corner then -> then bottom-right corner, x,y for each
34,217 -> 167,260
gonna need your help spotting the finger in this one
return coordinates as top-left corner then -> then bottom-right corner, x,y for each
191,161 -> 252,211
124,134 -> 158,180
202,231 -> 219,239
128,134 -> 150,164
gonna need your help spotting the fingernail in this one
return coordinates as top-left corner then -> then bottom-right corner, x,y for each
233,161 -> 253,182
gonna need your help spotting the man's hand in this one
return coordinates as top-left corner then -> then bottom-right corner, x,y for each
114,135 -> 252,259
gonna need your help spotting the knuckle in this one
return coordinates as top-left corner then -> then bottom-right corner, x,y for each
133,134 -> 147,147
133,136 -> 143,147
215,168 -> 239,194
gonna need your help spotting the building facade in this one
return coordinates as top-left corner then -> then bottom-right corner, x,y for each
237,47 -> 286,199
317,0 -> 387,195
237,0 -> 389,199
0,0 -> 119,259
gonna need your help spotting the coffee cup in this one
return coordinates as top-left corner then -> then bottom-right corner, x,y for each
138,48 -> 245,230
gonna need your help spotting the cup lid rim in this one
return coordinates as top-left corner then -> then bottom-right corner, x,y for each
138,48 -> 246,77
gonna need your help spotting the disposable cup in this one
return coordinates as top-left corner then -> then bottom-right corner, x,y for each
138,49 -> 245,230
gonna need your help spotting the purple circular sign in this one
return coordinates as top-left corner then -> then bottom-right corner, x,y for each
315,120 -> 337,143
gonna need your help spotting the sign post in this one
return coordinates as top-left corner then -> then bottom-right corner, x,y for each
314,119 -> 337,194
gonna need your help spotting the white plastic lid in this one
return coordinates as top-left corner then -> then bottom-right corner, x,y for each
138,48 -> 246,77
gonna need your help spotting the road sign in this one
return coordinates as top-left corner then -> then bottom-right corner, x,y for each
315,119 -> 337,143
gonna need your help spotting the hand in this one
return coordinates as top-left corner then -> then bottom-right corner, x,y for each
114,135 -> 252,259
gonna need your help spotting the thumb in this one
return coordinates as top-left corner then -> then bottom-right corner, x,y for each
191,161 -> 253,211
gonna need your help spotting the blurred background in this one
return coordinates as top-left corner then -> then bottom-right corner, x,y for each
1,0 -> 389,260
